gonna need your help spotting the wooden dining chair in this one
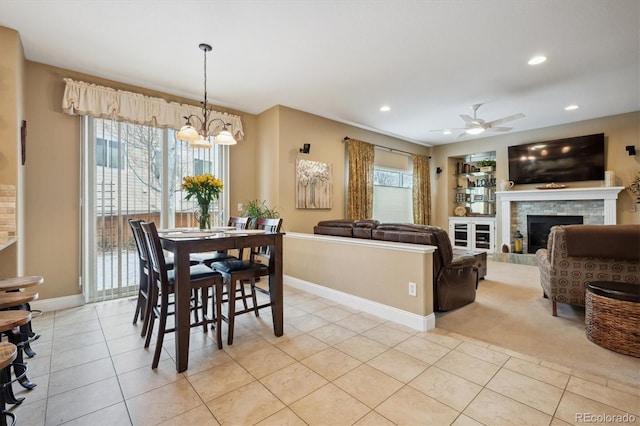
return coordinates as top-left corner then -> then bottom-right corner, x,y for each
211,217 -> 283,345
129,219 -> 151,329
141,221 -> 224,368
189,216 -> 250,266
128,219 -> 176,337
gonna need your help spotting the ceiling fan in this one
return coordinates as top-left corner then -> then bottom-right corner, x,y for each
431,104 -> 525,137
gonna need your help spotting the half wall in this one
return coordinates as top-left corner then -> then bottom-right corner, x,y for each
283,232 -> 436,331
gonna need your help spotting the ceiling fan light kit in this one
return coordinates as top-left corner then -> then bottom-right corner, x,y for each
466,127 -> 485,135
429,103 -> 525,138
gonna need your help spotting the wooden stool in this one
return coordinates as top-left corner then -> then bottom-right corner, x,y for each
0,311 -> 31,407
0,276 -> 44,291
0,278 -> 43,358
0,291 -> 38,392
0,342 -> 18,426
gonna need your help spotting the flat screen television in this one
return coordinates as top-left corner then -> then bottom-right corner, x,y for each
508,133 -> 605,184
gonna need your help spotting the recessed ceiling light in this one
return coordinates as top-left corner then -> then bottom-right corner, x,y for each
379,105 -> 391,112
564,104 -> 579,111
528,55 -> 547,65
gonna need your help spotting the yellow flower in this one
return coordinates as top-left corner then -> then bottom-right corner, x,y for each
182,174 -> 223,205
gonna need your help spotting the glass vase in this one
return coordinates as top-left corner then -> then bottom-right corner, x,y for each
194,202 -> 211,230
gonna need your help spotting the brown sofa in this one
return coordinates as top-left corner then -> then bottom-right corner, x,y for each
536,224 -> 640,316
313,220 -> 481,311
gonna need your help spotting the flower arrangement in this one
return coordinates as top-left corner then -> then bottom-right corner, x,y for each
182,174 -> 223,229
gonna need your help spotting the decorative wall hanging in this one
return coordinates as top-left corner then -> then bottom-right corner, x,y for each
296,158 -> 333,209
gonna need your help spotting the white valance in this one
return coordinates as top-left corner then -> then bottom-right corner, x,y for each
61,78 -> 244,140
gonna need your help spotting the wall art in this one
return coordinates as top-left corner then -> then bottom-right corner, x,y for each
296,158 -> 333,209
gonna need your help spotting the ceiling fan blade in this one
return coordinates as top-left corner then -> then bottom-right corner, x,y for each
429,127 -> 466,133
490,127 -> 513,132
486,113 -> 525,127
459,114 -> 474,124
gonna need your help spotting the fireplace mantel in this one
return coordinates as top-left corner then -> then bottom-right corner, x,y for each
496,186 -> 625,248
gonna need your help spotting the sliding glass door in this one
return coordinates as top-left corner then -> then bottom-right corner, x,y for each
81,117 -> 228,303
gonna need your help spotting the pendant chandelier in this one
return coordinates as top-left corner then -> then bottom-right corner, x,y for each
176,43 -> 236,148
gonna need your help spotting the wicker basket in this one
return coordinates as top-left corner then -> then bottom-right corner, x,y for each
585,288 -> 640,357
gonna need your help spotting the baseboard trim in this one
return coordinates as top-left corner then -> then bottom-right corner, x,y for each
284,275 -> 435,332
30,294 -> 85,313
28,281 -> 437,332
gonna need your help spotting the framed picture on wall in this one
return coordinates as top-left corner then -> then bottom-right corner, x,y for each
296,158 -> 333,209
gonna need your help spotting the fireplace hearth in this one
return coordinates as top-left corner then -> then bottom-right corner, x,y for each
527,215 -> 583,253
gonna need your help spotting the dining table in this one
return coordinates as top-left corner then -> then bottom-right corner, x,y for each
159,228 -> 284,373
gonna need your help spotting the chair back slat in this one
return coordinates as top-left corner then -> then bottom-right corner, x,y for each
229,216 -> 249,230
251,218 -> 283,259
129,219 -> 149,263
256,218 -> 282,233
140,222 -> 169,284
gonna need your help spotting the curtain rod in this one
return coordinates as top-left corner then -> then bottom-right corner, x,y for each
342,136 -> 431,159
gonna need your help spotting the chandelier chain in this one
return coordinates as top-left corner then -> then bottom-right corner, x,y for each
175,42 -> 236,146
203,45 -> 208,114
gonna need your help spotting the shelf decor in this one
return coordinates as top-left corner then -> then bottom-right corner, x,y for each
454,154 -> 496,217
626,170 -> 640,203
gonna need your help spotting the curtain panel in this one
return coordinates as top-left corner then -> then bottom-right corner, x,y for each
412,154 -> 431,225
61,78 -> 244,140
347,138 -> 375,220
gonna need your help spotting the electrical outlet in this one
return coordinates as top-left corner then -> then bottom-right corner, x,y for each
408,282 -> 417,297
237,203 -> 243,212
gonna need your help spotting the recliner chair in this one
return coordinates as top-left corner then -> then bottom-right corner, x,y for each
371,224 -> 479,311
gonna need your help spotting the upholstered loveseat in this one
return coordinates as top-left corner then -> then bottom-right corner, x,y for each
313,220 -> 482,311
536,224 -> 640,316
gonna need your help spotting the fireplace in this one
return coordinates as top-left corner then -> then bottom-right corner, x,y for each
527,215 -> 583,253
496,187 -> 623,251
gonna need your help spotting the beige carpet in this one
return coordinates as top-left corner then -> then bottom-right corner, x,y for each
435,260 -> 640,387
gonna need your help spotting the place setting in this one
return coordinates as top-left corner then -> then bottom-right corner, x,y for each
157,226 -> 237,238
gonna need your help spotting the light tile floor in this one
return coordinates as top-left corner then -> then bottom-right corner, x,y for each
10,286 -> 640,426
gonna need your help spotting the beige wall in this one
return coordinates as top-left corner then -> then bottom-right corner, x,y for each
268,106 -> 431,233
255,106 -> 280,210
283,233 -> 434,318
0,27 -> 24,277
24,62 -> 82,299
431,112 -> 640,234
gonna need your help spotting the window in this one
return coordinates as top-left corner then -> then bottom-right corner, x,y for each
194,158 -> 213,175
96,138 -> 124,169
83,117 -> 228,303
373,169 -> 413,189
373,166 -> 413,223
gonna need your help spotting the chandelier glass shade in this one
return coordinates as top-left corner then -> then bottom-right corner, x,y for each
176,43 -> 237,148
